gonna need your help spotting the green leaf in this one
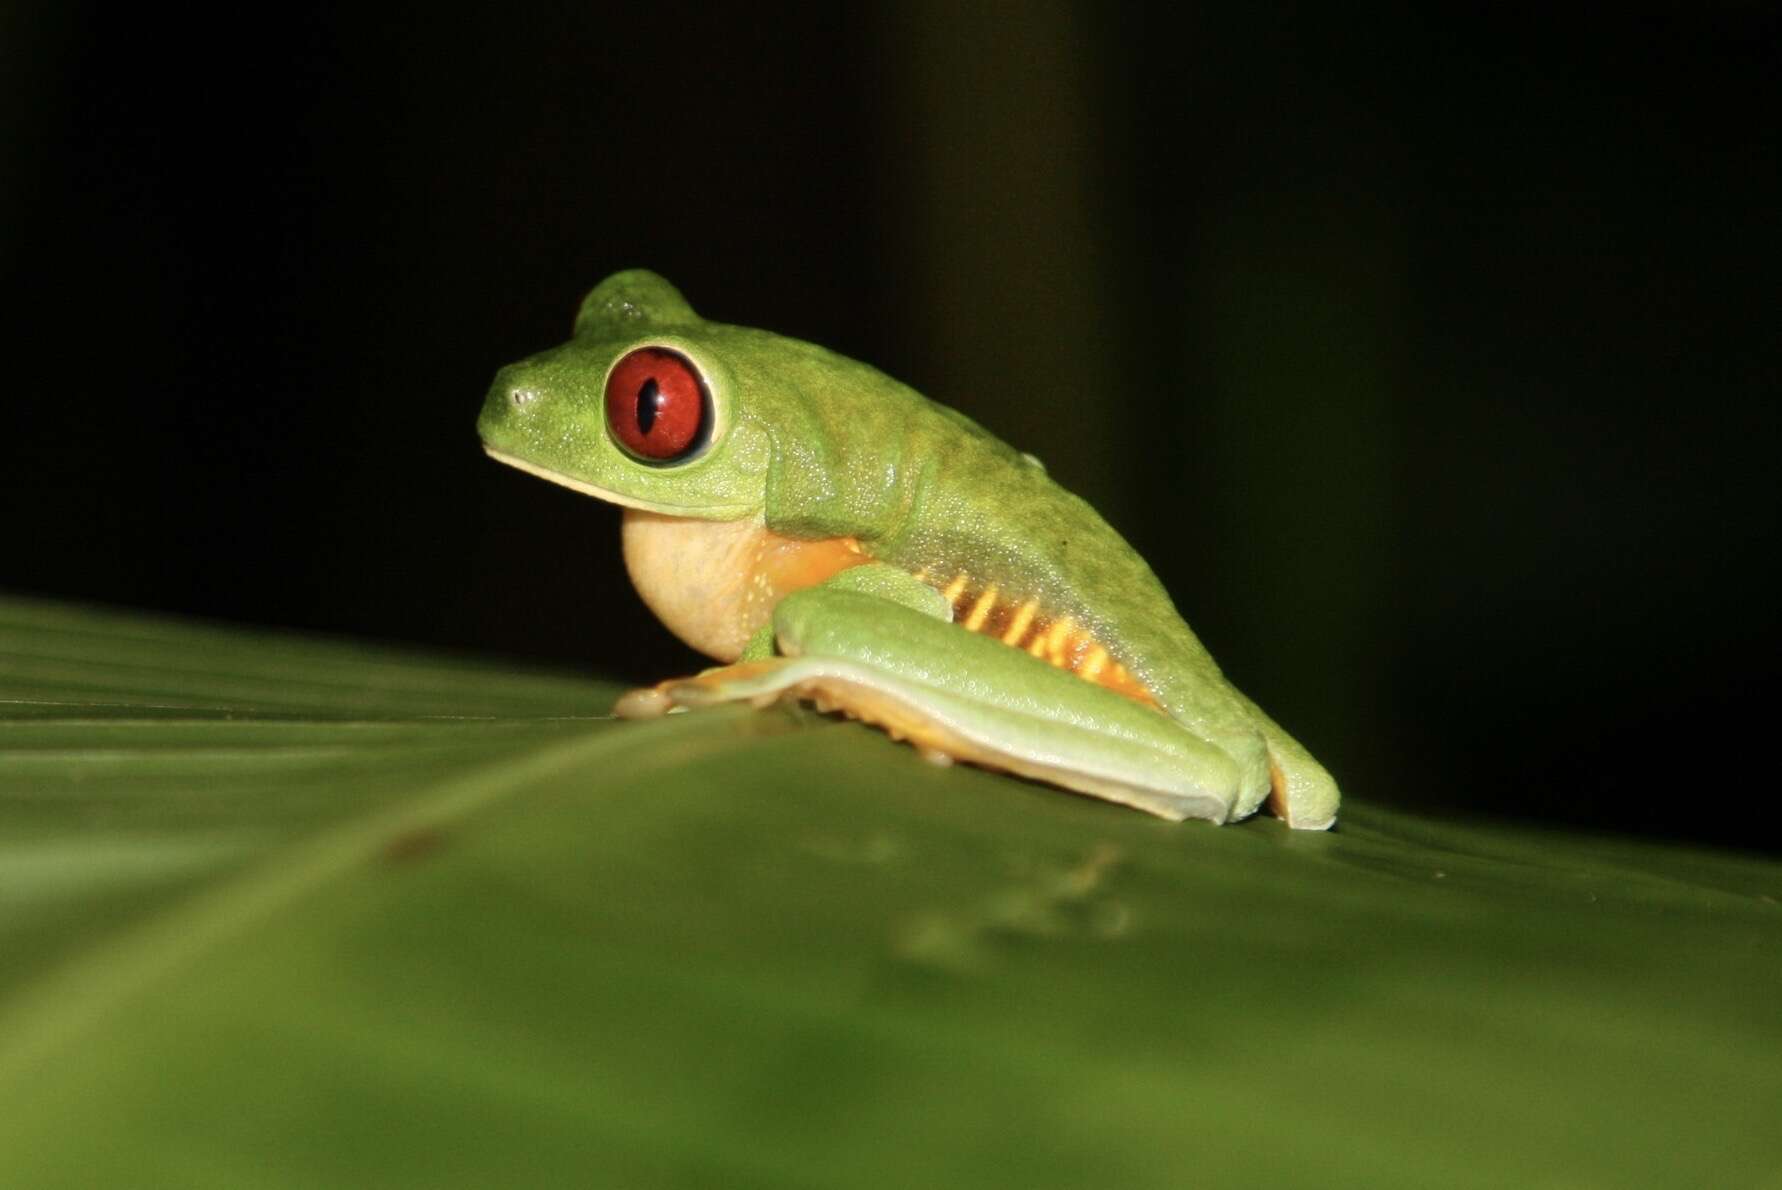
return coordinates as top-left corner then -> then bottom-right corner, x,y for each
2,595 -> 1779,1188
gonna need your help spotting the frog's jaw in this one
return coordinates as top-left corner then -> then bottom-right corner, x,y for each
481,446 -> 759,520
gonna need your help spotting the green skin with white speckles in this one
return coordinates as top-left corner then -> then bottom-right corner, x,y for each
477,270 -> 1338,829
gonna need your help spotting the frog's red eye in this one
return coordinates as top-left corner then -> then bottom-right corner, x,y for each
604,347 -> 712,463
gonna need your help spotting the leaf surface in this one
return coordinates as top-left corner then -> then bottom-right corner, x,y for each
2,596 -> 1779,1188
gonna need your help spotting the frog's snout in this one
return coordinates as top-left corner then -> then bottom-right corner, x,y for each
477,365 -> 535,444
487,364 -> 538,408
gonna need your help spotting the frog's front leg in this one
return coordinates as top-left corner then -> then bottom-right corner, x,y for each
615,565 -> 1246,824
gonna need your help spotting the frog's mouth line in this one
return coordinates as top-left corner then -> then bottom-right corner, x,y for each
480,445 -> 755,519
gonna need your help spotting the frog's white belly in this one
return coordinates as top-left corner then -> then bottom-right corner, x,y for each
621,511 -> 770,661
621,510 -> 866,662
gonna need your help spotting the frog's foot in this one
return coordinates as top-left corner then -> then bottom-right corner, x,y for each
1262,752 -> 1339,831
1228,693 -> 1340,831
618,656 -> 1241,824
612,662 -> 788,720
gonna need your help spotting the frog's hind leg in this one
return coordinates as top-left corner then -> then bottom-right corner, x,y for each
622,582 -> 1248,824
1235,693 -> 1340,830
659,656 -> 1232,820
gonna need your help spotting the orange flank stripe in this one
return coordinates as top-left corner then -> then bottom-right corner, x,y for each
1044,619 -> 1074,666
962,585 -> 999,632
1001,600 -> 1038,646
924,571 -> 1158,707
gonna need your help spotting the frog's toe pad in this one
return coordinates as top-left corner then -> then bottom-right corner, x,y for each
613,685 -> 675,719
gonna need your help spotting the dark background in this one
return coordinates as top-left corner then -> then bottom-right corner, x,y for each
5,5 -> 1777,851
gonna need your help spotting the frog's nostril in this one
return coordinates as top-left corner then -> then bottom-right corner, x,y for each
510,387 -> 539,408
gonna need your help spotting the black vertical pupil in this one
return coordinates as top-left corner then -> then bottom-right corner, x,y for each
636,377 -> 660,435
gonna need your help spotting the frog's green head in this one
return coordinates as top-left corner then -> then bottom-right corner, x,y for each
478,270 -> 775,520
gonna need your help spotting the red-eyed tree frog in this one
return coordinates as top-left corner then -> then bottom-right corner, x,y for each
478,271 -> 1339,829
